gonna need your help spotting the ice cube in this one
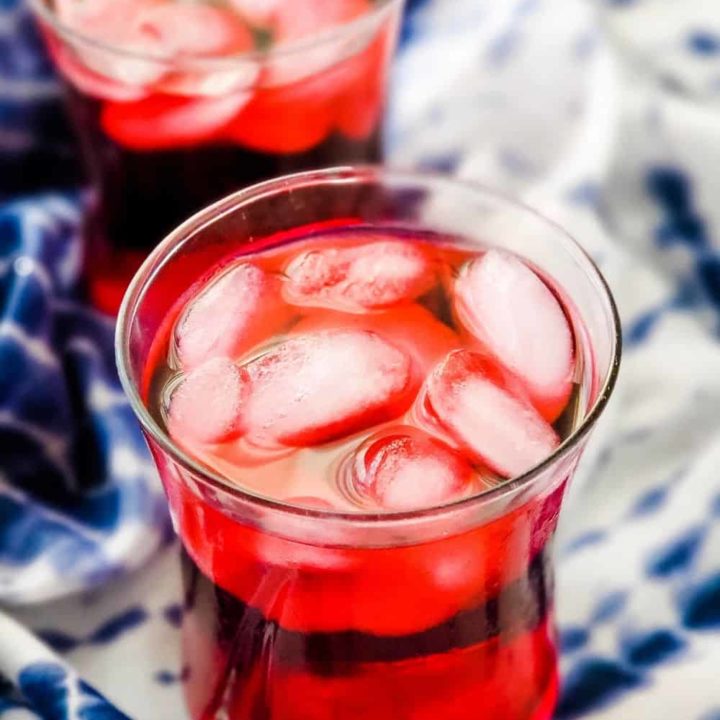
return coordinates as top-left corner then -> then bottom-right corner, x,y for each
154,62 -> 259,98
284,238 -> 437,312
454,250 -> 575,421
241,330 -> 413,446
101,92 -> 251,150
135,3 -> 259,97
352,427 -> 474,510
295,304 -> 460,381
263,0 -> 373,86
167,357 -> 246,444
424,349 -> 559,478
133,3 -> 254,58
57,0 -> 256,94
175,262 -> 285,370
55,0 -> 167,88
44,35 -> 149,102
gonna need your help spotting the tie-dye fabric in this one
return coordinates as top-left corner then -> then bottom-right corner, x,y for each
2,0 -> 720,718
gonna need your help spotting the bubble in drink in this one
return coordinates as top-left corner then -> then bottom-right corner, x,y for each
350,427 -> 475,510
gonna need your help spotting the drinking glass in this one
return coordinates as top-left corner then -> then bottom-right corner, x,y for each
116,167 -> 621,720
30,0 -> 404,313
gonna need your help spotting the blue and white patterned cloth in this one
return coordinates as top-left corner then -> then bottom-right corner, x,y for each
3,0 -> 720,717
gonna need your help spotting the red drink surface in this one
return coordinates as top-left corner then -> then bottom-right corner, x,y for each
144,225 -> 583,719
35,0 -> 398,313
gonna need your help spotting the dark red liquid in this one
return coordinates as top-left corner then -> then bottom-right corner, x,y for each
173,482 -> 563,720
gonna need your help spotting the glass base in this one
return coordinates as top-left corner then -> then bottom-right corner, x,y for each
179,546 -> 558,720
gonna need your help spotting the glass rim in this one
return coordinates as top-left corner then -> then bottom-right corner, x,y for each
115,166 -> 622,526
29,0 -> 402,70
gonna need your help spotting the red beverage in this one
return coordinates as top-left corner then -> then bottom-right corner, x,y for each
31,0 -> 402,313
116,169 -> 621,720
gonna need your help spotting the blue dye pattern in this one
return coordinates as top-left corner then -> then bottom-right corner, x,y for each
154,671 -> 177,686
556,657 -> 645,719
487,30 -> 519,67
657,211 -> 707,248
0,0 -> 79,197
2,11 -> 52,79
629,486 -> 668,518
680,573 -> 720,630
162,604 -> 183,629
625,307 -> 662,345
87,607 -> 148,645
711,494 -> 720,516
620,628 -> 687,667
0,674 -> 12,695
154,666 -> 190,686
672,278 -> 703,309
0,193 -> 173,600
498,147 -> 535,177
37,630 -> 82,654
79,564 -> 127,590
566,181 -> 599,206
699,710 -> 720,720
564,529 -> 607,555
696,254 -> 720,309
418,153 -> 460,173
688,31 -> 720,56
403,0 -> 432,13
18,661 -> 131,719
559,626 -> 590,654
0,494 -> 108,577
625,281 -> 703,346
0,494 -> 59,566
399,0 -> 433,46
646,166 -> 708,250
646,527 -> 705,579
3,266 -> 49,337
592,591 -> 629,624
0,698 -> 37,715
0,672 -> 31,715
37,608 -> 148,653
0,212 -> 23,256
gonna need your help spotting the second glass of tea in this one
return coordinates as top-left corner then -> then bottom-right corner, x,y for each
31,0 -> 404,312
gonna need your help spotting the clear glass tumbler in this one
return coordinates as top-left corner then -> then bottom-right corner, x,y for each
30,0 -> 404,313
116,167 -> 621,720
